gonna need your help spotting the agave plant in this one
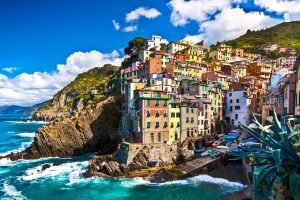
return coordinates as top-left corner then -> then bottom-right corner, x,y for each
232,110 -> 300,200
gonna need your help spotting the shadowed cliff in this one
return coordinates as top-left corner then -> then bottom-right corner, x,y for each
2,65 -> 123,160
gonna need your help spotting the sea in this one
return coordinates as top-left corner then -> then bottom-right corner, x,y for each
0,114 -> 244,200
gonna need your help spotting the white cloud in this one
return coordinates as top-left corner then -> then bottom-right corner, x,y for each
2,67 -> 19,73
125,7 -> 161,22
168,0 -> 233,26
184,8 -> 282,45
168,0 -> 284,45
122,25 -> 138,32
0,50 -> 123,106
112,19 -> 120,31
255,0 -> 300,21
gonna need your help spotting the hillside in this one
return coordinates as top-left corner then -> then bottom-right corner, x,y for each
3,64 -> 123,160
0,102 -> 47,115
224,21 -> 300,53
33,64 -> 120,121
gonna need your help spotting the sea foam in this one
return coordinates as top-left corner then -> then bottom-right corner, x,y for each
21,161 -> 89,183
2,181 -> 27,200
17,132 -> 36,138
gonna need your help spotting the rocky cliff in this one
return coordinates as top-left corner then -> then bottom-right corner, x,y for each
4,65 -> 123,160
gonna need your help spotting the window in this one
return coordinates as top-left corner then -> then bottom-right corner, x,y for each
171,112 -> 175,118
147,99 -> 151,106
164,122 -> 168,128
230,106 -> 233,111
155,100 -> 160,106
187,129 -> 190,137
235,114 -> 238,120
164,111 -> 168,117
176,113 -> 180,118
177,122 -> 180,127
229,93 -> 232,97
230,99 -> 232,103
191,117 -> 194,123
170,122 -> 174,128
191,109 -> 194,113
186,117 -> 190,123
151,133 -> 154,143
186,108 -> 189,113
147,122 -> 151,128
158,133 -> 161,142
235,106 -> 240,110
156,111 -> 160,117
155,122 -> 159,128
147,111 -> 151,117
164,100 -> 168,106
236,99 -> 239,103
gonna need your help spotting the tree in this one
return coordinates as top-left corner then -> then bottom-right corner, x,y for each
122,37 -> 146,68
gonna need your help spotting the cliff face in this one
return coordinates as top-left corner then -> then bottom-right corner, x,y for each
32,64 -> 120,121
4,65 -> 123,160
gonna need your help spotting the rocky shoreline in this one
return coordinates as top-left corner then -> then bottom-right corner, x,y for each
0,96 -> 123,161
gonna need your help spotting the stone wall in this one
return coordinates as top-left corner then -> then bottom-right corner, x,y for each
117,142 -> 179,165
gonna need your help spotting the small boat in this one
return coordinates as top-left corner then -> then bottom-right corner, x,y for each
216,145 -> 229,149
194,148 -> 206,153
200,150 -> 211,157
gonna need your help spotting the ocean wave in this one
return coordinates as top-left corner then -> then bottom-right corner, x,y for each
2,181 -> 27,200
21,161 -> 89,182
121,174 -> 244,189
16,132 -> 36,138
0,156 -> 61,167
0,141 -> 32,157
0,158 -> 12,167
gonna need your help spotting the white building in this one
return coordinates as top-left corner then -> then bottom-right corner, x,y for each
225,91 -> 251,127
166,42 -> 188,54
145,35 -> 168,51
148,74 -> 176,93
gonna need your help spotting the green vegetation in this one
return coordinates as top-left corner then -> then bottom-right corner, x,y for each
233,111 -> 300,199
40,64 -> 119,110
223,22 -> 300,54
121,37 -> 146,68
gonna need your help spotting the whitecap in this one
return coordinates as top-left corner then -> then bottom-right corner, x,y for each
120,177 -> 151,187
121,174 -> 244,190
21,161 -> 89,182
2,181 -> 27,200
16,132 -> 35,138
188,174 -> 244,188
0,141 -> 32,157
0,158 -> 12,167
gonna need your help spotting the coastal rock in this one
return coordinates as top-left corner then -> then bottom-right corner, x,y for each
1,65 -> 123,161
41,164 -> 51,171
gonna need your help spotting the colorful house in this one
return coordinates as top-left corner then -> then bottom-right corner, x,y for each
168,99 -> 181,142
136,90 -> 170,144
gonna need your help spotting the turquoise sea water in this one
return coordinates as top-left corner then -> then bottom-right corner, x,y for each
0,114 -> 244,200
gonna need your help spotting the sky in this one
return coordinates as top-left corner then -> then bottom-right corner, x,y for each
0,0 -> 299,106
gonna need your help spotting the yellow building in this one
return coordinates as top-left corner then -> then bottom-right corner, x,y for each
210,62 -> 221,73
168,61 -> 203,79
183,46 -> 203,64
248,62 -> 272,79
208,84 -> 223,120
168,99 -> 181,142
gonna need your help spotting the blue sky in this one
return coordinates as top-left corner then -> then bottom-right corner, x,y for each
0,0 -> 299,106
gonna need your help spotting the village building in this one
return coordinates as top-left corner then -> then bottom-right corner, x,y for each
225,90 -> 251,127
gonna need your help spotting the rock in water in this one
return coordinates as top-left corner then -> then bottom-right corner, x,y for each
41,164 -> 51,171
